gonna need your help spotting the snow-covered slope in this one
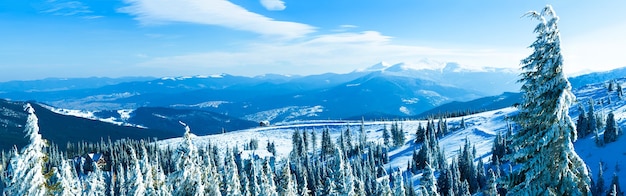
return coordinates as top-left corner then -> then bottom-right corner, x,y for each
157,77 -> 626,191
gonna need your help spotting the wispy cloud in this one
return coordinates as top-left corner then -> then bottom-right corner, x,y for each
260,0 -> 286,11
135,31 -> 526,76
119,0 -> 314,39
41,0 -> 101,19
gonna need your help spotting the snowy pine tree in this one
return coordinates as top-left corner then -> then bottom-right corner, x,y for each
278,161 -> 297,196
83,162 -> 107,196
421,163 -> 439,196
604,112 -> 619,143
507,5 -> 591,195
576,104 -> 589,138
168,123 -> 205,196
56,158 -> 82,195
3,104 -> 49,196
594,162 -> 606,196
382,125 -> 391,147
223,149 -> 242,196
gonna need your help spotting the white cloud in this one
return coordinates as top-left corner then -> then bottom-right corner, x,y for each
260,0 -> 286,11
135,31 -> 526,76
41,0 -> 102,19
119,0 -> 314,39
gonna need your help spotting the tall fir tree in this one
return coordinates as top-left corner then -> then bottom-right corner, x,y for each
3,104 -> 49,196
168,123 -> 205,196
594,162 -> 605,196
421,163 -> 439,196
588,98 -> 597,137
382,125 -> 391,147
604,112 -> 619,143
507,5 -> 591,195
359,118 -> 368,151
576,104 -> 589,138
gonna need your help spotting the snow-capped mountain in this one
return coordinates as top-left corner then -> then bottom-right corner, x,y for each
0,62 -> 522,123
358,61 -> 520,96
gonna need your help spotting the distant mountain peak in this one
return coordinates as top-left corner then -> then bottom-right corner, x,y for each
160,74 -> 228,81
360,61 -> 392,72
358,59 -> 446,73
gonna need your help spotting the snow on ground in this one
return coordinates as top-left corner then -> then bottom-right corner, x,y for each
157,76 -> 626,190
242,105 -> 325,123
170,101 -> 230,108
158,106 -> 517,174
40,104 -> 145,128
571,78 -> 626,191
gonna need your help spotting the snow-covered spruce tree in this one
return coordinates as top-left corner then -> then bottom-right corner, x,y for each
609,173 -> 622,196
223,148 -> 242,196
3,104 -> 49,196
375,169 -> 392,196
604,112 -> 619,143
56,158 -> 82,195
392,170 -> 405,196
128,147 -> 146,195
507,5 -> 591,195
359,118 -> 367,151
382,125 -> 391,147
587,98 -> 598,137
421,163 -> 439,196
594,162 -> 605,196
168,123 -> 205,196
83,162 -> 107,196
277,160 -> 297,196
576,104 -> 589,138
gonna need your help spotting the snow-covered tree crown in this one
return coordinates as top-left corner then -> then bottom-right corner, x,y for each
508,4 -> 591,195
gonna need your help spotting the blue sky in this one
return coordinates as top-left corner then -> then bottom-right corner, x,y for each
1,0 -> 625,81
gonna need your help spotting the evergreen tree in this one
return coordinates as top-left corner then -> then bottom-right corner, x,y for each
604,112 -> 619,143
389,171 -> 402,196
491,132 -> 506,165
507,5 -> 591,195
609,173 -> 622,196
359,118 -> 368,151
223,149 -> 242,196
259,159 -> 278,196
344,126 -> 353,154
618,82 -> 624,99
3,104 -> 49,196
485,169 -> 498,196
595,162 -> 606,196
56,158 -> 82,195
310,130 -> 317,155
278,161 -> 297,196
415,123 -> 425,144
83,162 -> 107,196
382,125 -> 391,147
376,170 -> 392,196
460,117 -> 466,129
128,148 -> 146,196
117,164 -> 128,196
588,98 -> 598,137
168,123 -> 205,196
610,184 -> 620,196
577,104 -> 589,138
421,163 -> 439,196
321,127 -> 335,159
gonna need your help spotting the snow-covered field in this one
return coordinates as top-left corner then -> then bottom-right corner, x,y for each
158,78 -> 626,191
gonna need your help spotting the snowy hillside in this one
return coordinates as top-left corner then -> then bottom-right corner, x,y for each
158,77 -> 626,191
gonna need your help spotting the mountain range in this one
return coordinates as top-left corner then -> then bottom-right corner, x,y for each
0,62 -> 519,122
1,63 -> 623,151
